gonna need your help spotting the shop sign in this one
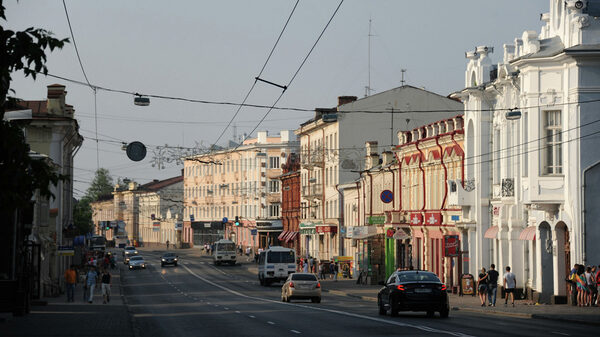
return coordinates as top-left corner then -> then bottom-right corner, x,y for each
386,228 -> 395,238
153,221 -> 160,232
368,215 -> 386,225
316,225 -> 337,234
424,212 -> 442,226
251,229 -> 257,236
410,213 -> 423,226
175,221 -> 183,231
300,228 -> 316,235
300,222 -> 317,228
351,225 -> 378,239
345,226 -> 354,238
393,228 -> 410,240
57,245 -> 74,256
444,235 -> 459,257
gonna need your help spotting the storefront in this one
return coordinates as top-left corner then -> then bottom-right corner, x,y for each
256,220 -> 282,249
350,225 -> 385,285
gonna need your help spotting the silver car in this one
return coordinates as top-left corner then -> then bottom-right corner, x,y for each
128,255 -> 146,270
281,273 -> 321,303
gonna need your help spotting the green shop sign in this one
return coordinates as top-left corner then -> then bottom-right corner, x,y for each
368,215 -> 386,225
300,228 -> 316,234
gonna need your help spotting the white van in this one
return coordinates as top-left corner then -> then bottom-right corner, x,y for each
258,246 -> 296,286
213,239 -> 236,265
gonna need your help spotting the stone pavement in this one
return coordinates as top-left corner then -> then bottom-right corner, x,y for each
0,261 -> 134,336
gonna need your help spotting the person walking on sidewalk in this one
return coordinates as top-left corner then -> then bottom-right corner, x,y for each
64,265 -> 77,302
166,240 -> 170,250
477,267 -> 488,307
101,269 -> 112,304
85,266 -> 98,304
333,262 -> 339,282
318,262 -> 325,280
487,264 -> 499,306
503,266 -> 516,307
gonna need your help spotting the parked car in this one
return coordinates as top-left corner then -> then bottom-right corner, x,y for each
161,252 -> 178,267
281,273 -> 321,303
377,270 -> 449,318
128,255 -> 146,270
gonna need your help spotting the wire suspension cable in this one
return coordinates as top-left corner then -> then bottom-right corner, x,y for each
211,0 -> 301,148
62,0 -> 92,89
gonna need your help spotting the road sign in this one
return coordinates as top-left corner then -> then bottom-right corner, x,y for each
250,229 -> 257,236
380,190 -> 394,203
190,214 -> 194,222
222,217 -> 228,223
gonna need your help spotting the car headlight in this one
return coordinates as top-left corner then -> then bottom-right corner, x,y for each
162,259 -> 166,261
134,251 -> 138,254
174,258 -> 178,261
142,264 -> 145,267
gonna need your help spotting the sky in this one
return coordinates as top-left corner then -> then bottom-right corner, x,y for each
5,0 -> 549,198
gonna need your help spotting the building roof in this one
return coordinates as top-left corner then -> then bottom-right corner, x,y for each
139,175 -> 183,192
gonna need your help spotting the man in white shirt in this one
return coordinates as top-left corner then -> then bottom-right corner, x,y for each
503,266 -> 517,307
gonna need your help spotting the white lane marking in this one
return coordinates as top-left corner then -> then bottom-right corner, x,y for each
224,307 -> 229,310
267,321 -> 275,325
290,330 -> 301,334
182,264 -> 472,337
248,315 -> 255,318
552,333 -> 570,336
235,311 -> 241,314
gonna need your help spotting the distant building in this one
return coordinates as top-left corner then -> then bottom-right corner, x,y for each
296,87 -> 463,261
278,153 -> 301,252
183,130 -> 299,249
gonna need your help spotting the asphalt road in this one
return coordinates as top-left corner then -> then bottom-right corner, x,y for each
120,250 -> 591,337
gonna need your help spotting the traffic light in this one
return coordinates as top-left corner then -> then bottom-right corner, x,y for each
105,222 -> 110,230
235,216 -> 240,226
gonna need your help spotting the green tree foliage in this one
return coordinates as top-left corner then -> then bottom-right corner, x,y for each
0,1 -> 69,116
72,169 -> 115,235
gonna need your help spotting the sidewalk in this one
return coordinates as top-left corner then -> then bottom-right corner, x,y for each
0,264 -> 134,336
316,278 -> 600,326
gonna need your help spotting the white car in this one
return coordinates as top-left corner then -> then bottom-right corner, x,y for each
128,255 -> 146,270
281,273 -> 321,303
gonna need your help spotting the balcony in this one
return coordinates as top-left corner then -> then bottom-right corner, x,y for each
447,178 -> 475,207
302,184 -> 323,199
266,193 -> 281,204
301,148 -> 324,169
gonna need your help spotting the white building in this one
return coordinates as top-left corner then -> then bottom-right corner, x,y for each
296,87 -> 463,261
451,0 -> 600,303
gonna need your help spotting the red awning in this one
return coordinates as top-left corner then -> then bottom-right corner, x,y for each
519,226 -> 536,241
484,226 -> 499,239
278,231 -> 289,241
286,231 -> 299,243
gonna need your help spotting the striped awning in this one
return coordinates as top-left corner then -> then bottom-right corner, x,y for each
286,231 -> 299,243
278,231 -> 289,241
484,225 -> 499,239
519,226 -> 537,241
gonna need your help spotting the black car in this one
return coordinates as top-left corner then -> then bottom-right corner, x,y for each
377,270 -> 449,318
161,252 -> 178,267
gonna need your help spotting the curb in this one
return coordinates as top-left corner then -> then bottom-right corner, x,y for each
453,307 -> 532,319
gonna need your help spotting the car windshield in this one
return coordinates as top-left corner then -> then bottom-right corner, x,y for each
163,253 -> 176,257
130,256 -> 143,261
396,272 -> 440,282
267,251 -> 295,263
125,247 -> 135,250
291,274 -> 317,281
216,243 -> 235,251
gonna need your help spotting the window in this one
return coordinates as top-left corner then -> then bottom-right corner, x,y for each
269,204 -> 280,217
543,110 -> 562,175
269,156 -> 280,169
269,180 -> 280,193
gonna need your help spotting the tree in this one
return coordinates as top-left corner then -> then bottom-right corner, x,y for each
72,168 -> 116,235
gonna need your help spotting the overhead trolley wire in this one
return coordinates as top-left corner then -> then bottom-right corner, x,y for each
211,0 -> 301,148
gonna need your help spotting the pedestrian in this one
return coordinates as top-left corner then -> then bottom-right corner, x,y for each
487,264 -> 499,306
585,266 -> 595,307
166,240 -> 170,250
318,262 -> 325,280
595,265 -> 600,306
329,261 -> 335,279
303,259 -> 309,273
477,267 -> 488,307
64,264 -> 77,302
503,266 -> 516,307
575,263 -> 587,306
334,262 -> 339,282
85,266 -> 98,304
101,269 -> 112,304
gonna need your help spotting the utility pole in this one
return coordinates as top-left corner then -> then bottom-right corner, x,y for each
365,18 -> 375,97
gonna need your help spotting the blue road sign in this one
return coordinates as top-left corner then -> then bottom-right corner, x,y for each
451,215 -> 460,221
251,229 -> 257,236
380,190 -> 394,203
222,217 -> 228,223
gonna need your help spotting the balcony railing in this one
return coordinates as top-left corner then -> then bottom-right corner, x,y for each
447,178 -> 475,207
302,184 -> 323,198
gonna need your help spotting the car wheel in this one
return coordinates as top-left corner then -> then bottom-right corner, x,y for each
389,296 -> 399,317
259,276 -> 265,286
426,310 -> 435,318
440,306 -> 449,318
174,262 -> 178,267
378,297 -> 386,315
311,297 -> 321,303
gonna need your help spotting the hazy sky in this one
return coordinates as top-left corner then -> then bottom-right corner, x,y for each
5,0 -> 548,198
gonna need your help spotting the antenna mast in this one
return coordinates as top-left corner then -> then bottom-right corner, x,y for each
401,69 -> 406,86
366,18 -> 375,97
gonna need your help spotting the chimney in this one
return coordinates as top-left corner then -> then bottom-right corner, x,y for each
338,96 -> 357,106
257,131 -> 267,144
381,151 -> 394,166
46,84 -> 66,116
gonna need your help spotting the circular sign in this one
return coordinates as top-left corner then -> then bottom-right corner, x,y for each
380,190 -> 394,203
222,217 -> 228,224
126,141 -> 147,161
